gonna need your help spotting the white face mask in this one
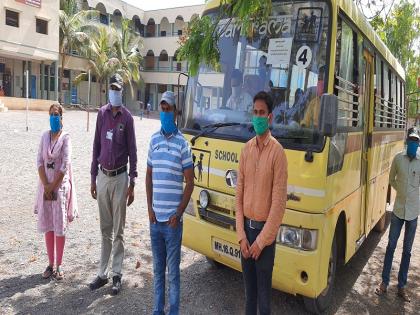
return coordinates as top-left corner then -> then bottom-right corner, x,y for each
232,86 -> 241,98
109,90 -> 123,107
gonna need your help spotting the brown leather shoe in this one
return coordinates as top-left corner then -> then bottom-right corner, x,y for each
375,282 -> 387,296
397,288 -> 411,302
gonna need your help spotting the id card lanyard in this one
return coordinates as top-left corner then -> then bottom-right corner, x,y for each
106,111 -> 122,142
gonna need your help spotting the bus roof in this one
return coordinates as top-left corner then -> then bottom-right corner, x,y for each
203,0 -> 405,80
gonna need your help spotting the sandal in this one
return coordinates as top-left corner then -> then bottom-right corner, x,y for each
54,265 -> 64,280
375,282 -> 387,296
42,265 -> 54,279
397,288 -> 411,302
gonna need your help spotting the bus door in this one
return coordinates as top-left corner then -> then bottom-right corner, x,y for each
360,49 -> 375,239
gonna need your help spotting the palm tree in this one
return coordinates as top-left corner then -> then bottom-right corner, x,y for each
75,26 -> 120,106
59,0 -> 97,103
74,20 -> 143,107
114,19 -> 143,94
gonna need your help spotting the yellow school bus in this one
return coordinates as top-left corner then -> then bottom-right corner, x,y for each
179,0 -> 406,312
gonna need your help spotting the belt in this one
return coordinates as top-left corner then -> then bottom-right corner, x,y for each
100,165 -> 127,177
245,217 -> 265,230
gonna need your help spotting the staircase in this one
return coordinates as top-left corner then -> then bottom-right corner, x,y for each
0,99 -> 8,113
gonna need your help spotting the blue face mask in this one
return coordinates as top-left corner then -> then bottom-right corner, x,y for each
109,90 -> 123,107
50,115 -> 61,133
160,111 -> 177,134
407,140 -> 419,159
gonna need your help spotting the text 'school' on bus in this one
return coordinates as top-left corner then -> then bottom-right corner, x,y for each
179,0 -> 406,313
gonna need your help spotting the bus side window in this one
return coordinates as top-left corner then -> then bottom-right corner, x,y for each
335,18 -> 358,128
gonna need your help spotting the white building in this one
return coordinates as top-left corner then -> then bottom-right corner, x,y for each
0,0 -> 204,112
67,0 -> 204,113
0,0 -> 60,109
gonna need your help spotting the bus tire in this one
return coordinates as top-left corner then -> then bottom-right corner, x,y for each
206,257 -> 226,269
303,235 -> 337,314
373,213 -> 386,233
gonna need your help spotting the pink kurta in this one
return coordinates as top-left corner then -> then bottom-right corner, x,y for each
34,130 -> 78,236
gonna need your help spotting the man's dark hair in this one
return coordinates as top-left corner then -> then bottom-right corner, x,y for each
231,69 -> 243,82
253,91 -> 273,114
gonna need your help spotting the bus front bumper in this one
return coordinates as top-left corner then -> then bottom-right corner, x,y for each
182,212 -> 324,299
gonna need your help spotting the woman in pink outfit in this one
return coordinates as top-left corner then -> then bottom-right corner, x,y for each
34,104 -> 78,280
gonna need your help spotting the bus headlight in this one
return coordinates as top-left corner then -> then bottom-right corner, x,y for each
184,198 -> 196,217
277,225 -> 318,251
199,190 -> 210,209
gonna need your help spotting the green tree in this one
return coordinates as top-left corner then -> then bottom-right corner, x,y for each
114,19 -> 143,95
75,26 -> 120,106
59,0 -> 98,102
370,0 -> 420,116
178,0 -> 272,76
74,20 -> 143,107
371,1 -> 419,72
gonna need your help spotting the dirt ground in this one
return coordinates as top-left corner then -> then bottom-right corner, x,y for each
0,110 -> 418,314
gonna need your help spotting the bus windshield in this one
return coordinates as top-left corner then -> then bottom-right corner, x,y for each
182,1 -> 331,150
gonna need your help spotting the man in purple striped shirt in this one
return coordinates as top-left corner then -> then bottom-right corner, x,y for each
89,74 -> 137,295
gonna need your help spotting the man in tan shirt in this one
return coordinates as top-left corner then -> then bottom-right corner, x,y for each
236,91 -> 288,315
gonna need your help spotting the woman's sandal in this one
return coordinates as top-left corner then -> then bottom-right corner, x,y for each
54,266 -> 64,280
375,282 -> 387,296
42,265 -> 54,279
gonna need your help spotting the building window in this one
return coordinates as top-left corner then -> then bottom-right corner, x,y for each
36,18 -> 48,35
6,10 -> 19,28
99,13 -> 108,25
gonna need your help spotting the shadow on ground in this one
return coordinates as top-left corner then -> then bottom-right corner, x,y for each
1,213 -> 418,315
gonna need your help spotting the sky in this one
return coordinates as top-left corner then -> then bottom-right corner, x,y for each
124,0 -> 205,11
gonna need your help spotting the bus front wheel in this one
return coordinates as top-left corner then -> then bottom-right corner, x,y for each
303,235 -> 337,314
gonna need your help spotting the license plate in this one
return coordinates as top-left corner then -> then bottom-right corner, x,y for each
212,237 -> 241,262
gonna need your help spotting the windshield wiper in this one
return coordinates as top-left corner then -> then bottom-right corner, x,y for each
190,122 -> 241,145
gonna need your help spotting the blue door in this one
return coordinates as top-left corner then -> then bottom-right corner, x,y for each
30,75 -> 37,99
71,86 -> 77,104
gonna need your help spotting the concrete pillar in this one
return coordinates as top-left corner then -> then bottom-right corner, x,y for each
47,65 -> 50,100
169,57 -> 173,71
41,61 -> 45,99
156,24 -> 159,37
154,84 -> 158,110
28,61 -> 32,98
55,61 -> 59,102
22,60 -> 26,98
171,23 -> 175,36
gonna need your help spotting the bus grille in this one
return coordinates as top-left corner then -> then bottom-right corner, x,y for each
198,203 -> 235,230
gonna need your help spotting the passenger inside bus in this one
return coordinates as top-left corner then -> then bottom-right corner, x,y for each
300,65 -> 327,128
257,55 -> 270,90
271,88 -> 289,124
286,88 -> 306,123
243,74 -> 264,99
225,69 -> 253,111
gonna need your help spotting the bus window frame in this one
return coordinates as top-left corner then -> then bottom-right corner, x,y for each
181,0 -> 334,154
336,10 -> 406,134
334,12 -> 363,134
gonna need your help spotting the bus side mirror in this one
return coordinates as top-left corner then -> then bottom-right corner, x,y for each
318,94 -> 338,137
